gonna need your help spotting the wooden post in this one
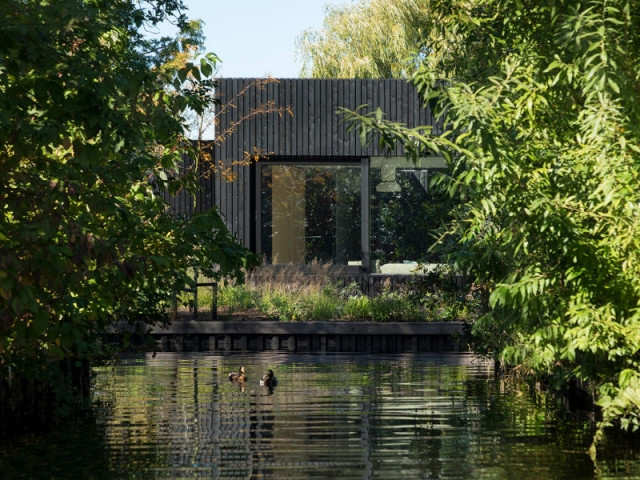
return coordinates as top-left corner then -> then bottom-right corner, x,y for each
193,268 -> 199,320
171,296 -> 178,320
211,281 -> 217,321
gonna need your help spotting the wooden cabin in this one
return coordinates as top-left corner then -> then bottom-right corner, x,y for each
166,78 -> 448,287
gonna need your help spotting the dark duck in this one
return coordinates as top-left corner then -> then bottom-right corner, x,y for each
228,366 -> 246,382
260,369 -> 278,388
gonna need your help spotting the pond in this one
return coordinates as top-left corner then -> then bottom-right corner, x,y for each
2,352 -> 639,479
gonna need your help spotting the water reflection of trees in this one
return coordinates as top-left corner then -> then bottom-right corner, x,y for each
86,354 -> 640,478
371,168 -> 454,265
0,407 -> 118,479
91,355 -> 289,477
90,355 -> 491,477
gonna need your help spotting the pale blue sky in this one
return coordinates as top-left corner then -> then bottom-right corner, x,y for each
180,0 -> 348,78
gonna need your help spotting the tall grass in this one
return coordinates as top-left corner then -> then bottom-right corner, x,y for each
246,262 -> 340,321
182,262 -> 481,322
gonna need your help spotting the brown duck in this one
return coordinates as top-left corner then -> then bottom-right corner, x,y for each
228,366 -> 247,382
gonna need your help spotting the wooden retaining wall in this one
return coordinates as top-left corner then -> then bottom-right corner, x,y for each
128,321 -> 466,354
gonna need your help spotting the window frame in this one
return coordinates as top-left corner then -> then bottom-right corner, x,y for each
254,155 -> 446,274
255,157 -> 368,273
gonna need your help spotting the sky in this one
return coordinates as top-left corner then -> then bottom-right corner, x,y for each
177,0 -> 347,78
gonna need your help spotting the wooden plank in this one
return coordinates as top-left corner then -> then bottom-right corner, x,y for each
331,80 -> 338,157
318,80 -> 327,156
292,79 -> 299,155
282,80 -> 289,155
389,80 -> 397,156
314,79 -> 321,156
382,79 -> 390,153
245,81 -> 260,247
205,146 -> 214,212
234,82 -> 246,242
335,79 -> 342,156
213,81 -> 223,213
260,79 -> 268,155
290,78 -> 297,155
262,82 -> 280,155
304,79 -> 310,155
417,81 -> 428,126
313,79 -> 321,156
254,161 -> 262,254
365,79 -> 374,156
242,150 -> 251,247
265,79 -> 272,153
226,79 -> 239,230
394,80 -> 402,156
322,80 -> 330,156
351,79 -> 360,156
233,80 -> 244,234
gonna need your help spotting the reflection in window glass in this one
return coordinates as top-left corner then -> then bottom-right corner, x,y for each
370,157 -> 449,271
261,164 -> 361,265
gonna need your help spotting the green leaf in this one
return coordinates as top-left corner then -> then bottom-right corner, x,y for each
29,310 -> 49,339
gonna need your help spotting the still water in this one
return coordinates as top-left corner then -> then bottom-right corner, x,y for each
2,352 -> 640,479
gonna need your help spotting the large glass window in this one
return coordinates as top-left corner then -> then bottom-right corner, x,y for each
259,157 -> 449,272
369,157 -> 448,273
260,164 -> 361,265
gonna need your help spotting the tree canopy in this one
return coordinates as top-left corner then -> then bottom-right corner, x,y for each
296,0 -> 434,78
344,0 -> 640,454
0,0 -> 255,397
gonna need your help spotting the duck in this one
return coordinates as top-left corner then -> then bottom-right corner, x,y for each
260,369 -> 278,388
228,366 -> 247,382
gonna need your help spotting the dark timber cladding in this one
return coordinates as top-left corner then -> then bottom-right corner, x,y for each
215,77 -> 436,159
208,78 -> 437,247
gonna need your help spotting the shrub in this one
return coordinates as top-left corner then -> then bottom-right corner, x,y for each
338,282 -> 364,299
180,262 -> 482,323
217,284 -> 259,311
342,295 -> 372,320
311,293 -> 341,321
258,290 -> 294,321
260,291 -> 341,322
371,290 -> 423,322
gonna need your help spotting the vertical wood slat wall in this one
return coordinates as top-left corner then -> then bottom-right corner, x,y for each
169,78 -> 436,248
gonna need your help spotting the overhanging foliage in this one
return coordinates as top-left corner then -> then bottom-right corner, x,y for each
0,0 -> 256,395
343,0 -> 640,456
